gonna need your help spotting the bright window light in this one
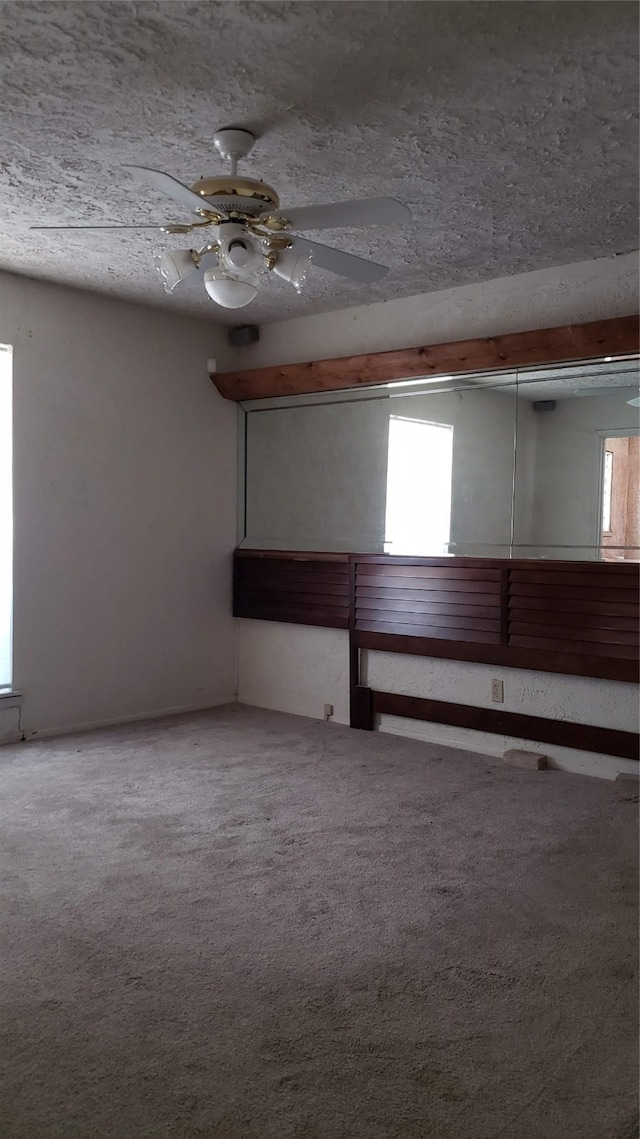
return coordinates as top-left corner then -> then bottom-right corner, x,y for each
602,450 -> 613,534
0,345 -> 12,690
384,415 -> 453,555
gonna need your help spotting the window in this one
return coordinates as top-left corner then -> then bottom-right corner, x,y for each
0,345 -> 12,690
602,449 -> 613,534
600,433 -> 640,562
384,416 -> 454,555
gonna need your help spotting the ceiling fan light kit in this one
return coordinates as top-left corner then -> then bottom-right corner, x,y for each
272,249 -> 311,293
203,268 -> 259,310
153,247 -> 200,294
31,127 -> 412,311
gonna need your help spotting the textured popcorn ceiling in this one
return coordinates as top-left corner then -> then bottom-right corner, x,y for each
0,1 -> 638,325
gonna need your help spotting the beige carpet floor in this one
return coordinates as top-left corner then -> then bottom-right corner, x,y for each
0,704 -> 638,1139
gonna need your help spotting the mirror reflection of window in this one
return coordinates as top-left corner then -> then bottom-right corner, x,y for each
241,353 -> 639,559
384,416 -> 453,555
602,450 -> 614,534
601,435 -> 640,562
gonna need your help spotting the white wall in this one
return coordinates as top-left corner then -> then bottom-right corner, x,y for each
236,254 -> 639,777
367,649 -> 639,781
238,620 -> 350,726
227,253 -> 639,370
529,393 -> 639,555
244,384 -> 519,554
0,271 -> 237,738
246,397 -> 390,551
512,397 -> 538,548
237,621 -> 638,781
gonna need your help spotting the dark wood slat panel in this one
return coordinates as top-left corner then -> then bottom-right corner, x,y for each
238,595 -> 350,615
237,564 -> 349,579
234,550 -> 639,682
237,558 -> 348,571
509,583 -> 639,604
370,692 -> 640,761
235,563 -> 344,576
509,596 -> 639,618
509,562 -> 640,575
509,635 -> 638,659
236,549 -> 349,562
509,569 -> 639,590
238,583 -> 350,600
505,619 -> 633,646
356,619 -> 501,644
215,316 -> 639,400
357,554 -> 640,571
357,608 -> 500,633
237,567 -> 350,585
354,630 -> 639,682
356,574 -> 500,594
234,604 -> 349,629
357,586 -> 502,607
357,563 -> 502,581
234,551 -> 350,631
237,562 -> 349,576
499,567 -> 510,646
234,574 -> 346,592
355,597 -> 503,618
236,554 -> 349,569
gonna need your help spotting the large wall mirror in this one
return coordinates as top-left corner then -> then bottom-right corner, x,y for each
239,355 -> 640,560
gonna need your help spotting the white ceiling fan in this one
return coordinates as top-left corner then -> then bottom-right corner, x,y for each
31,128 -> 412,310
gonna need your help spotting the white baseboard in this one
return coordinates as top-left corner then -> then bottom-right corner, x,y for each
21,696 -> 237,743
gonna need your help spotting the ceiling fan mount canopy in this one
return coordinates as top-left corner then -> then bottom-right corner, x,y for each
213,127 -> 256,165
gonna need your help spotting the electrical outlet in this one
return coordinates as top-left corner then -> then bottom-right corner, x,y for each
324,703 -> 334,719
491,679 -> 504,703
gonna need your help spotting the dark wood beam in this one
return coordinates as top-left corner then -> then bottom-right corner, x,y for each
214,315 -> 639,401
370,691 -> 640,761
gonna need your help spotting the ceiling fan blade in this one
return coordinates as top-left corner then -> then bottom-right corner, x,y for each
30,224 -> 164,230
271,197 -> 411,231
289,236 -> 388,283
123,165 -> 209,215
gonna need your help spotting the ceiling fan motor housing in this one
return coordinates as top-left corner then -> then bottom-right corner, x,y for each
190,176 -> 279,220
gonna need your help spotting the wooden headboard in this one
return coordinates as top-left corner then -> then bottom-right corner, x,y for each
234,550 -> 639,760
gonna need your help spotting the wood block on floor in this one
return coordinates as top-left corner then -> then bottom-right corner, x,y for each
503,748 -> 548,771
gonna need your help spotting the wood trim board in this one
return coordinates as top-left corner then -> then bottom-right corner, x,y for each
369,692 -> 639,760
354,630 -> 638,683
214,315 -> 639,400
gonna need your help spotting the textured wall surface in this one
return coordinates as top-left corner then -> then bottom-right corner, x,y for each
236,255 -> 639,777
1,271 -> 237,737
228,254 -> 640,369
0,2 -> 637,324
243,385 -> 519,554
237,621 -> 638,781
530,392 -> 639,553
238,620 -> 350,726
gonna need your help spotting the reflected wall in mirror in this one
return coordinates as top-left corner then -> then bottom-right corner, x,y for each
241,356 -> 639,560
511,361 -> 639,559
